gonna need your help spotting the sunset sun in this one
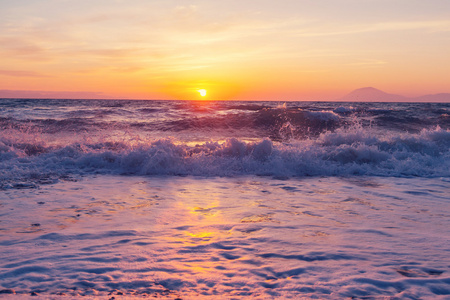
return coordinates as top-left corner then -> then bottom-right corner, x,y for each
198,89 -> 207,97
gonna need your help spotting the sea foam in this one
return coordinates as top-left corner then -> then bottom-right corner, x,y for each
1,125 -> 449,189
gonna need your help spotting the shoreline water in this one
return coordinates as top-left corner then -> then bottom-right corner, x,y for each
1,175 -> 449,299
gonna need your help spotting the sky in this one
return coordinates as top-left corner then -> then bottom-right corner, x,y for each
0,0 -> 449,100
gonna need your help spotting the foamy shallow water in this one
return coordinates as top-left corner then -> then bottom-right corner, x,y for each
0,176 -> 449,299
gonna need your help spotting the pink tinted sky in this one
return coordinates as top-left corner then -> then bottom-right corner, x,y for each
0,0 -> 449,100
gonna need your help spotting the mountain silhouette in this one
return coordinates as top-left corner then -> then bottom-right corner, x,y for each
338,87 -> 407,102
339,87 -> 450,102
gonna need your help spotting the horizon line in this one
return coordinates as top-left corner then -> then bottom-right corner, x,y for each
1,97 -> 449,103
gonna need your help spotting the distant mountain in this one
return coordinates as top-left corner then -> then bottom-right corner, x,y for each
338,87 -> 407,102
412,93 -> 450,103
339,87 -> 450,102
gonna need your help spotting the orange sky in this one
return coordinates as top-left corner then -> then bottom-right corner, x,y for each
1,0 -> 449,100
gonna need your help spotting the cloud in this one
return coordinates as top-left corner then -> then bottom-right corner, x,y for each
293,20 -> 450,37
0,37 -> 52,61
0,69 -> 51,77
346,59 -> 387,67
0,89 -> 114,99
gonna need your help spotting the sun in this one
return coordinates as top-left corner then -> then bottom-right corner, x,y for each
198,89 -> 207,97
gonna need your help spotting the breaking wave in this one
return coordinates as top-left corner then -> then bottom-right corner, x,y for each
1,125 -> 449,189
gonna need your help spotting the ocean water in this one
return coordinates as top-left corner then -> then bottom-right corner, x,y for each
0,99 -> 449,298
0,99 -> 449,185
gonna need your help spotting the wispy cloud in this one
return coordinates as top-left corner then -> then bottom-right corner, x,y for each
0,89 -> 113,99
0,37 -> 45,54
293,20 -> 450,37
346,59 -> 387,67
0,69 -> 51,77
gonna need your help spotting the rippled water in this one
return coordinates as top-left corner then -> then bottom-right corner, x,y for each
1,176 -> 449,298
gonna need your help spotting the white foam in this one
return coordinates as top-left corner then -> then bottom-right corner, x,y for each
1,126 -> 449,188
305,110 -> 340,121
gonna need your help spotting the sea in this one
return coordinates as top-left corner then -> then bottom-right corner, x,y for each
0,99 -> 449,299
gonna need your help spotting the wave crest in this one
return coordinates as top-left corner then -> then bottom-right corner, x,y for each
1,126 -> 449,188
